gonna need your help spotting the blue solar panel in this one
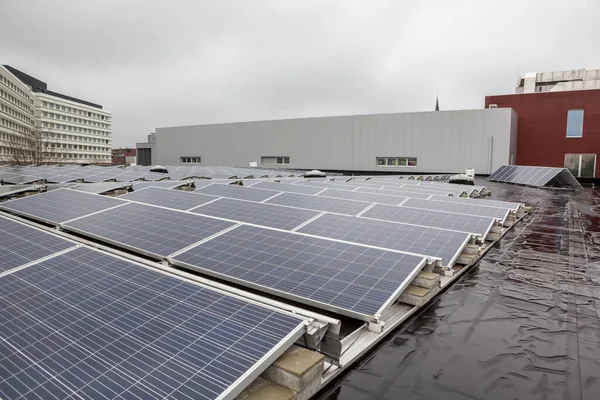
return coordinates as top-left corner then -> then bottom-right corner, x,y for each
171,225 -> 427,320
0,247 -> 306,399
191,198 -> 320,230
252,181 -> 324,195
120,187 -> 217,211
0,216 -> 77,275
0,189 -> 126,225
194,184 -> 281,202
266,192 -> 371,216
361,204 -> 496,238
318,189 -> 406,206
297,213 -> 470,266
62,203 -> 235,259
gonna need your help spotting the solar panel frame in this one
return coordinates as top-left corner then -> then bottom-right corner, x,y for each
194,184 -> 282,203
400,198 -> 510,222
61,202 -> 236,259
171,224 -> 428,321
0,216 -> 79,276
297,213 -> 472,267
265,192 -> 372,216
190,197 -> 321,231
0,188 -> 129,226
120,186 -> 218,211
0,246 -> 307,400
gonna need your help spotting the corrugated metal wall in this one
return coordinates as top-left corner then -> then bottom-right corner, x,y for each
154,109 -> 515,174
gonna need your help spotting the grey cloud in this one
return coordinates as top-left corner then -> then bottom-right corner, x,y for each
1,0 -> 599,147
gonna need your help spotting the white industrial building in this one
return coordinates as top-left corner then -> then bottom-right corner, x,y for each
140,108 -> 517,174
516,68 -> 600,93
0,65 -> 112,165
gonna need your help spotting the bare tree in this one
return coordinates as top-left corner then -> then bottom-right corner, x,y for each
7,127 -> 69,166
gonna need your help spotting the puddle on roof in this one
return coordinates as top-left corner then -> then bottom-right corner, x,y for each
318,181 -> 600,400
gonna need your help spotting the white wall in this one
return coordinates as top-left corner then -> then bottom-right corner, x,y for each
155,109 -> 516,174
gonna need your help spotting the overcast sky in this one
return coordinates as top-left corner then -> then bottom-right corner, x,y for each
1,0 -> 599,147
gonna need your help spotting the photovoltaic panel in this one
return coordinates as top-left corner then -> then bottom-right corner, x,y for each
0,247 -> 306,400
131,181 -> 192,191
318,189 -> 406,206
428,194 -> 523,211
62,203 -> 235,258
355,187 -> 433,200
488,165 -> 582,189
297,213 -> 470,265
191,198 -> 320,230
251,181 -> 324,195
172,224 -> 427,320
120,187 -> 217,211
70,182 -> 131,194
0,216 -> 77,274
0,188 -> 127,225
266,192 -> 371,216
2,175 -> 43,185
401,198 -> 510,222
361,204 -> 495,238
194,184 -> 281,202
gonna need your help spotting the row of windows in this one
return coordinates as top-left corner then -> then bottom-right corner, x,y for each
41,111 -> 110,130
261,156 -> 290,165
0,73 -> 30,101
0,146 -> 110,160
44,131 -> 110,145
0,88 -> 32,113
41,101 -> 109,121
42,121 -> 109,137
0,131 -> 28,145
376,157 -> 417,167
47,142 -> 110,152
0,117 -> 32,134
0,102 -> 34,125
180,156 -> 201,164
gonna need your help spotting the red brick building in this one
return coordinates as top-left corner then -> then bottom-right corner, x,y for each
485,89 -> 600,178
112,148 -> 137,166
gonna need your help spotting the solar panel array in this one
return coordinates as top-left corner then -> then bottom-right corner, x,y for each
120,187 -> 217,211
195,184 -> 280,202
317,189 -> 406,206
266,192 -> 372,216
0,246 -> 306,400
488,165 -> 582,189
427,194 -> 523,211
62,203 -> 235,259
0,216 -> 77,274
362,204 -> 496,238
171,225 -> 426,320
0,189 -> 126,225
401,198 -> 509,222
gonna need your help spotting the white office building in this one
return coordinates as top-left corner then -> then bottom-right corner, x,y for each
1,65 -> 112,165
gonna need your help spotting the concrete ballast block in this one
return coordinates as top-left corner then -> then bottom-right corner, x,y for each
235,377 -> 295,400
398,285 -> 440,306
411,271 -> 440,290
261,345 -> 325,394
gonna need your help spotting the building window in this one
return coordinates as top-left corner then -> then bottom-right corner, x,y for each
566,109 -> 584,138
261,156 -> 290,165
376,157 -> 417,167
565,153 -> 596,178
180,156 -> 201,164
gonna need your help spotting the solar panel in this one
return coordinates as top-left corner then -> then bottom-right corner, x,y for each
0,189 -> 127,225
355,187 -> 433,199
171,225 -> 426,320
297,213 -> 470,266
120,187 -> 217,211
0,247 -> 306,400
488,165 -> 582,189
131,181 -> 192,191
191,198 -> 320,230
0,216 -> 77,275
251,181 -> 324,195
62,202 -> 235,259
318,189 -> 406,206
266,192 -> 371,216
70,182 -> 131,194
401,198 -> 510,222
361,204 -> 495,238
428,194 -> 523,211
2,175 -> 43,185
195,184 -> 281,202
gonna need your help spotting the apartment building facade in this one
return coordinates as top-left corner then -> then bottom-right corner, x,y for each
0,65 -> 112,165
